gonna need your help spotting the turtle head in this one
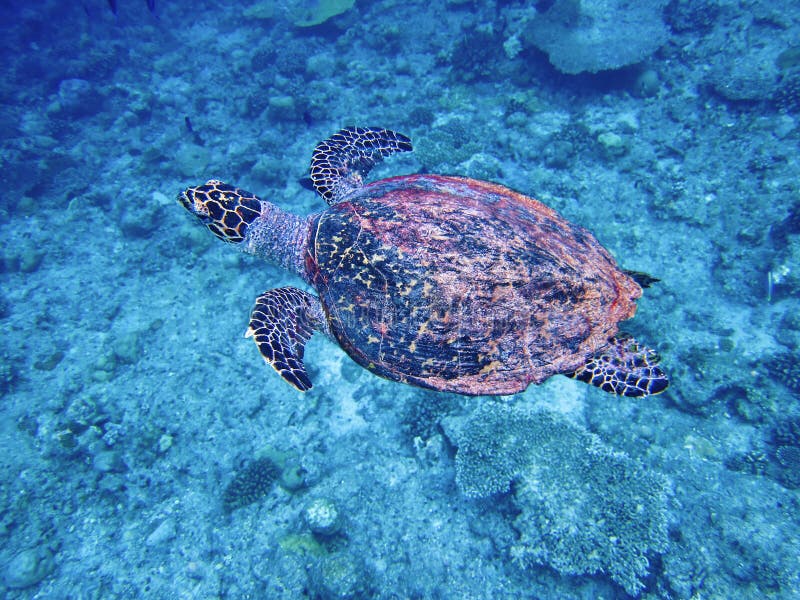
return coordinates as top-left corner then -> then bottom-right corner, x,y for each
178,180 -> 263,244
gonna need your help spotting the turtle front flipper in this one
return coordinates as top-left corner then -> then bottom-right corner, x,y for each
310,126 -> 413,204
245,287 -> 328,391
566,334 -> 669,397
178,180 -> 262,244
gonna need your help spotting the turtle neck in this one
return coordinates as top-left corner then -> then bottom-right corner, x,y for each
243,200 -> 315,283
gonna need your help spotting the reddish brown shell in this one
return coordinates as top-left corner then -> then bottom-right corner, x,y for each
305,174 -> 640,395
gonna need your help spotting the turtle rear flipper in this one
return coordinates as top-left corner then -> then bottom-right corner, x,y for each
246,287 -> 328,391
310,126 -> 412,204
567,334 -> 669,397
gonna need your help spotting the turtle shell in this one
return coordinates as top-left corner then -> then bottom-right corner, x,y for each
305,174 -> 640,395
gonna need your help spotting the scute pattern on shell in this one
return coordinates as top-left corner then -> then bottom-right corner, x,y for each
307,174 -> 641,396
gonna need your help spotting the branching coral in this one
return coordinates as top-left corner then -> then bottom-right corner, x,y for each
222,457 -> 280,512
451,403 -> 668,594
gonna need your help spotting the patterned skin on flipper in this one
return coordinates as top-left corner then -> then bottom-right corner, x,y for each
566,334 -> 669,397
178,179 -> 262,243
307,174 -> 644,396
245,287 -> 323,391
310,126 -> 413,205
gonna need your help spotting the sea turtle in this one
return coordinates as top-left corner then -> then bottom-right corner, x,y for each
178,126 -> 668,397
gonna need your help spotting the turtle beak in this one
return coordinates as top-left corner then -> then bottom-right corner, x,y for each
177,186 -> 210,219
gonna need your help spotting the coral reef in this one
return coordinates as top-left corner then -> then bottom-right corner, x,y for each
308,552 -> 370,599
448,403 -> 668,594
400,391 -> 458,441
776,69 -> 800,113
303,498 -> 342,537
448,28 -> 504,82
222,457 -> 281,512
2,0 -> 800,596
523,0 -> 669,74
289,0 -> 354,27
448,403 -> 531,498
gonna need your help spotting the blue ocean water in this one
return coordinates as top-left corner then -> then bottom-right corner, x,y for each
1,0 -> 799,597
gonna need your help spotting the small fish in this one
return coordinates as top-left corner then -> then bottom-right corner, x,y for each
108,0 -> 117,15
299,176 -> 315,192
184,116 -> 204,146
146,0 -> 155,13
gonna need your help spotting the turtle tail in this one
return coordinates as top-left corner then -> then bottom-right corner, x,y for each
178,179 -> 262,244
623,269 -> 660,289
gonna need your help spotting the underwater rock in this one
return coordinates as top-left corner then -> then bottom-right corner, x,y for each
304,498 -> 342,537
33,350 -> 64,371
92,450 -> 127,473
55,78 -> 98,118
542,140 -> 574,169
306,53 -> 337,79
146,519 -> 177,547
19,245 -> 44,273
279,464 -> 307,491
157,433 -> 173,454
112,330 -> 142,365
268,95 -> 299,120
597,131 -> 628,159
174,143 -> 211,178
524,0 -> 669,74
308,553 -> 368,600
118,200 -> 164,239
709,54 -> 781,102
3,547 -> 54,589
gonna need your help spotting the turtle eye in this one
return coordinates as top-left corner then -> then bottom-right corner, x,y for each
177,189 -> 197,213
177,188 -> 212,218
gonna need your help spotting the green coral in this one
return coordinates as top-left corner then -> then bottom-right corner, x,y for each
279,533 -> 327,557
254,0 -> 354,26
291,0 -> 354,27
222,457 -> 280,512
453,404 -> 668,595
